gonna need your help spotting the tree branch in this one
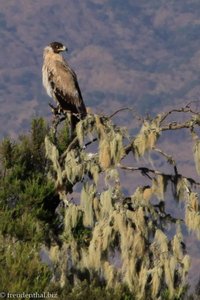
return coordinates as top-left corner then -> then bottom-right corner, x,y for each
153,147 -> 178,175
108,107 -> 135,118
59,136 -> 79,162
161,120 -> 194,131
160,104 -> 200,124
118,163 -> 200,186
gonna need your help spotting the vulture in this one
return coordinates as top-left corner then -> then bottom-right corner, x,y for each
42,41 -> 87,128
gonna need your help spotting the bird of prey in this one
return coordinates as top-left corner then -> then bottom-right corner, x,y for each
42,41 -> 87,128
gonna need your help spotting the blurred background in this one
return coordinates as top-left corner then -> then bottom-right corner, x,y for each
1,0 -> 200,288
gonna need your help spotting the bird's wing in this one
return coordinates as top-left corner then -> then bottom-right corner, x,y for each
49,60 -> 86,114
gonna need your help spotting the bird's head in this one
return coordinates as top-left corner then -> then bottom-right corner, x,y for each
49,42 -> 68,53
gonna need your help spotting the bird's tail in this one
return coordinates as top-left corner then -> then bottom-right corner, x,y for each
71,114 -> 79,132
71,111 -> 87,134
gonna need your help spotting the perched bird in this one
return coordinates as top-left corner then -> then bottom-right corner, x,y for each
42,41 -> 87,128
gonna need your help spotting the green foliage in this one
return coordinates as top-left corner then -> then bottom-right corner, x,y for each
72,218 -> 92,247
0,117 -> 57,291
30,117 -> 48,172
0,118 -> 48,182
48,280 -> 134,300
0,137 -> 15,169
56,119 -> 71,153
65,282 -> 133,300
0,236 -> 51,292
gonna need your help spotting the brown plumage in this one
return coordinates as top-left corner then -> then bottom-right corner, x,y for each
42,42 -> 87,127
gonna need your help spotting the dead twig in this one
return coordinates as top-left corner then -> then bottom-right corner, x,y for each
108,107 -> 134,118
160,104 -> 200,124
118,163 -> 200,186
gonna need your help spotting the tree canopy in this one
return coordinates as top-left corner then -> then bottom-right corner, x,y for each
1,105 -> 200,299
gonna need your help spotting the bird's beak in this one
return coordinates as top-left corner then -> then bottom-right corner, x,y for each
62,46 -> 68,52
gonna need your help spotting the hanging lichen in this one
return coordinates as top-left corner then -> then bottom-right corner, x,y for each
100,189 -> 114,217
41,110 -> 196,299
132,117 -> 161,158
193,138 -> 200,175
45,136 -> 62,187
176,177 -> 189,201
172,223 -> 184,260
151,266 -> 163,298
80,183 -> 96,227
102,261 -> 117,288
85,218 -> 114,272
185,192 -> 200,238
64,149 -> 85,184
152,175 -> 167,200
132,130 -> 147,158
154,229 -> 169,257
99,138 -> 112,170
110,132 -> 125,164
64,204 -> 81,235
76,114 -> 97,146
86,159 -> 100,185
94,115 -> 106,138
182,254 -> 191,281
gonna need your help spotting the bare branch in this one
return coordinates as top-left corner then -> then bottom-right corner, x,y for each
50,113 -> 66,144
118,163 -> 200,186
160,104 -> 200,124
123,110 -> 200,158
153,147 -> 178,175
108,107 -> 134,118
84,138 -> 98,147
161,120 -> 194,131
153,147 -> 175,165
119,164 -> 164,177
59,136 -> 79,162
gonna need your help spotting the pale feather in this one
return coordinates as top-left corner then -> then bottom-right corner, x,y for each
42,47 -> 86,114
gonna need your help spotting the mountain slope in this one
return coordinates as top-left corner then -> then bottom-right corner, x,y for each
1,0 -> 200,137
